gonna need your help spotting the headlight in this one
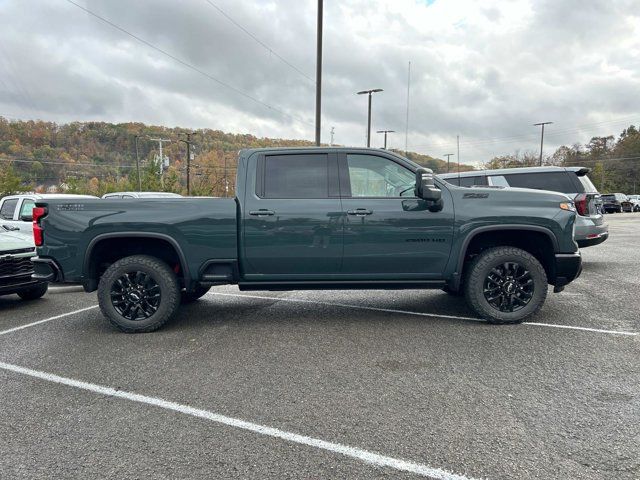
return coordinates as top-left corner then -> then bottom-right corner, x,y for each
560,202 -> 576,212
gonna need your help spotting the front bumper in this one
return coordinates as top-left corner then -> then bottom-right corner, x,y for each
0,275 -> 46,295
553,252 -> 582,290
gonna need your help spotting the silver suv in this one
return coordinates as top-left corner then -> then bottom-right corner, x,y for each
438,166 -> 608,248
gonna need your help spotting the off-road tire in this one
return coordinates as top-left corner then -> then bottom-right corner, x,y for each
464,246 -> 548,324
181,285 -> 211,304
17,283 -> 48,300
98,255 -> 180,333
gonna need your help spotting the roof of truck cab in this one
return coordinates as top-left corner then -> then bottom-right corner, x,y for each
240,146 -> 395,155
438,166 -> 590,178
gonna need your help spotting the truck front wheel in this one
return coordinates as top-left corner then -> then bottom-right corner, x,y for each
97,255 -> 180,333
464,246 -> 547,324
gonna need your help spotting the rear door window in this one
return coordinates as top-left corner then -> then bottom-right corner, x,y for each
501,172 -> 577,193
260,154 -> 330,199
0,198 -> 18,220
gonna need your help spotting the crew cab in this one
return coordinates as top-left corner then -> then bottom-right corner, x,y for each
31,148 -> 582,333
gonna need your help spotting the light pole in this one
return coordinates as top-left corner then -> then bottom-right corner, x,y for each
376,130 -> 395,149
179,132 -> 197,195
134,135 -> 142,192
315,0 -> 323,146
444,153 -> 454,173
357,88 -> 383,147
534,121 -> 553,166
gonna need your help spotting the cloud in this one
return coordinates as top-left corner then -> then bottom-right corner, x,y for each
0,0 -> 638,164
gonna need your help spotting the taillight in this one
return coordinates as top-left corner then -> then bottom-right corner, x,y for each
32,206 -> 47,246
574,194 -> 588,216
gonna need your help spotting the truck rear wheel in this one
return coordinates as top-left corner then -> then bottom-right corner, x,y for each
97,255 -> 180,333
464,246 -> 547,324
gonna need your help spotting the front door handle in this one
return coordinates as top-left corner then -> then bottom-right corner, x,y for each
347,208 -> 373,216
249,209 -> 275,216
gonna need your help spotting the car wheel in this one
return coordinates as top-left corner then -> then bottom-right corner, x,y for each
464,246 -> 548,324
17,283 -> 48,300
181,285 -> 211,303
97,255 -> 180,333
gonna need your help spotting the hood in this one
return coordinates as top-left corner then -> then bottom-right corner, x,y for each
0,230 -> 35,253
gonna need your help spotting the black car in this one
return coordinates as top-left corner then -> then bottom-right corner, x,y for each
601,193 -> 632,213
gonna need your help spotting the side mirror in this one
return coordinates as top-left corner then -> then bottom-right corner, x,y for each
20,213 -> 33,222
415,167 -> 442,202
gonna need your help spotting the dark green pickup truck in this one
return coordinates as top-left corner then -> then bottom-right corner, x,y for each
32,147 -> 582,332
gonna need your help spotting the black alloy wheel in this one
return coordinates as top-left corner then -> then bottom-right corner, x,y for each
483,262 -> 534,313
110,271 -> 161,320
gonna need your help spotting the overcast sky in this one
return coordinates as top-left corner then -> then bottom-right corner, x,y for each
0,0 -> 638,164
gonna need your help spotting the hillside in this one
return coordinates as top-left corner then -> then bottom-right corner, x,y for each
0,118 -> 475,197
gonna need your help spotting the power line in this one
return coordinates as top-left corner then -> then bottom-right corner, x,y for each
203,0 -> 314,84
0,157 -> 137,168
64,0 -> 313,128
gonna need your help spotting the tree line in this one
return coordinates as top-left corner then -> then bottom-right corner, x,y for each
484,125 -> 640,194
0,118 -> 470,197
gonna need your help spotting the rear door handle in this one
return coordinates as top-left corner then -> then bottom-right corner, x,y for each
347,208 -> 373,216
249,209 -> 275,216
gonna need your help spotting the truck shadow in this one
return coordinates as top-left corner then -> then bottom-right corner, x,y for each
166,290 -> 487,333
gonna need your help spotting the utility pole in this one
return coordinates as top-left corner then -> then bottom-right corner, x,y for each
534,121 -> 553,166
357,88 -> 383,147
444,153 -> 454,173
179,132 -> 197,195
376,130 -> 395,149
329,126 -> 335,146
148,137 -> 171,187
315,0 -> 323,146
457,136 -> 461,184
134,135 -> 142,192
405,61 -> 411,156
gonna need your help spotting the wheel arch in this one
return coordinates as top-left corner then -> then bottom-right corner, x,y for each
452,225 -> 558,290
83,232 -> 190,292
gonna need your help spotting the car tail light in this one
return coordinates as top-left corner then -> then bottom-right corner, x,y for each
32,206 -> 47,246
574,193 -> 588,216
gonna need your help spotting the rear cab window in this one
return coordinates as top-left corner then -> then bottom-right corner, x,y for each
257,153 -> 335,199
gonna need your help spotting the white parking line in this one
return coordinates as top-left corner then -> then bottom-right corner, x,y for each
208,292 -> 638,337
0,361 -> 476,480
0,305 -> 98,337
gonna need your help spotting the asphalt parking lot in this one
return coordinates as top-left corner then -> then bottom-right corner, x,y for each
1,214 -> 639,480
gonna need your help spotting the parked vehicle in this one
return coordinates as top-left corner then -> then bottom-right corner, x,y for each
601,193 -> 632,213
439,166 -> 608,248
0,194 -> 97,235
0,229 -> 48,300
102,192 -> 183,199
32,148 -> 582,333
627,195 -> 640,212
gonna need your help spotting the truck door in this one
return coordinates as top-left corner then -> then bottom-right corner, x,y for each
339,152 -> 454,278
242,152 -> 343,278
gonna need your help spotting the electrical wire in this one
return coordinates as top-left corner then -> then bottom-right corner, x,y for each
64,0 -> 314,128
203,0 -> 314,84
